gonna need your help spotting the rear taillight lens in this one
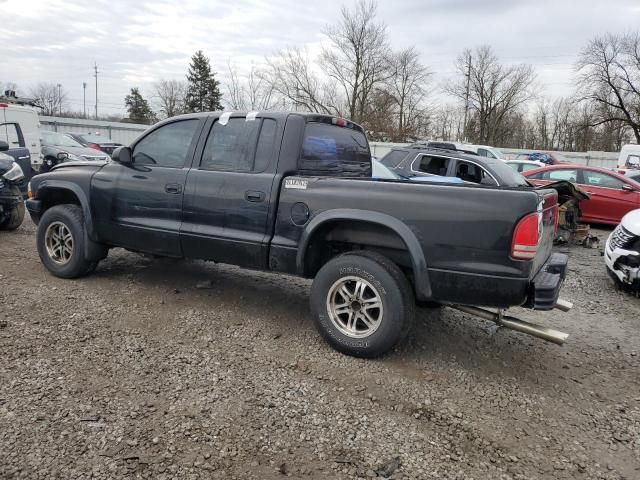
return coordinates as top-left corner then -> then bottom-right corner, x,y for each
511,212 -> 541,260
87,143 -> 102,151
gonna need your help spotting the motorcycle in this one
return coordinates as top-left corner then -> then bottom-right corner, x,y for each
0,151 -> 26,231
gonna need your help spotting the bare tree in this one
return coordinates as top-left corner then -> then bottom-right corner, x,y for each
260,47 -> 337,114
30,82 -> 68,116
387,47 -> 432,140
226,62 -> 277,111
445,46 -> 536,145
154,79 -> 186,119
576,32 -> 640,143
320,0 -> 390,123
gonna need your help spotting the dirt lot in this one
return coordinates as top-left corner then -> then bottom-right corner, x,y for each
1,220 -> 639,480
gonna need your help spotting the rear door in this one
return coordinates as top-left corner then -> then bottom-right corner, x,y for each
577,169 -> 640,223
180,115 -> 279,268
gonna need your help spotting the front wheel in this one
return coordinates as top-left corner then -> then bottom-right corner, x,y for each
36,204 -> 98,278
0,197 -> 25,231
310,251 -> 415,358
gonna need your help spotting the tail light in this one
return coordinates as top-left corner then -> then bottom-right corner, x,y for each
511,212 -> 541,260
87,143 -> 102,151
331,117 -> 347,127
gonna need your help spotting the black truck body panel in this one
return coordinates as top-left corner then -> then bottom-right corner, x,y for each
26,111 -> 563,310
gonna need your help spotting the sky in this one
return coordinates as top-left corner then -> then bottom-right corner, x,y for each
2,0 -> 640,116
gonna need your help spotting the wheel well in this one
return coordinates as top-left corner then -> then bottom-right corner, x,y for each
304,220 -> 414,280
40,188 -> 81,213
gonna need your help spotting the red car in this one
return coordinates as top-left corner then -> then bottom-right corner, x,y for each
523,164 -> 640,225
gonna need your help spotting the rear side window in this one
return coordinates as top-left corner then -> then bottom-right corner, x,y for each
414,155 -> 450,176
200,117 -> 276,172
299,123 -> 370,176
0,123 -> 24,148
380,149 -> 408,168
454,160 -> 497,186
201,118 -> 260,172
542,169 -> 578,182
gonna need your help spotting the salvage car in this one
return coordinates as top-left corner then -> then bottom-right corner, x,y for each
40,131 -> 110,172
382,145 -> 529,186
65,132 -> 122,157
0,146 -> 25,230
26,111 -> 572,357
516,152 -> 569,165
524,164 -> 640,225
506,159 -> 545,173
605,209 -> 640,292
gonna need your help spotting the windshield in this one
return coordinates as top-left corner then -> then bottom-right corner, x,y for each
42,131 -> 83,148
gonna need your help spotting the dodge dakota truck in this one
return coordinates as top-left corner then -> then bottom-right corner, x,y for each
26,111 -> 571,357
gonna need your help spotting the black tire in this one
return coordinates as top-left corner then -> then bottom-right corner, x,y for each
310,251 -> 415,358
0,195 -> 25,231
36,204 -> 98,278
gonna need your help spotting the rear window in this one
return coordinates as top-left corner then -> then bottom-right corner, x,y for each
380,149 -> 408,168
299,123 -> 371,176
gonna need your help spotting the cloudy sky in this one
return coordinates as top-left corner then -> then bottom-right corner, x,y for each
2,0 -> 640,116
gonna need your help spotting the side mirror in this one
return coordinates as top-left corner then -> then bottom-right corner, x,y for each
622,183 -> 636,192
112,146 -> 133,165
0,140 -> 8,152
57,152 -> 69,161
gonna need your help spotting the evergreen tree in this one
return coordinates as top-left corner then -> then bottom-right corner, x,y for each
185,50 -> 223,112
125,87 -> 156,124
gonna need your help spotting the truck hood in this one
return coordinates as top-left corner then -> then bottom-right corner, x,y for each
51,160 -> 109,171
621,208 -> 640,236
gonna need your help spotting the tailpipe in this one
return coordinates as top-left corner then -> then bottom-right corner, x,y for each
448,305 -> 569,346
554,298 -> 573,312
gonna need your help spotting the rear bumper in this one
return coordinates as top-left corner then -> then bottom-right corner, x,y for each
25,198 -> 42,224
525,252 -> 569,310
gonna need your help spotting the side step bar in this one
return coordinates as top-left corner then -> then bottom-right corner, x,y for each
448,301 -> 572,345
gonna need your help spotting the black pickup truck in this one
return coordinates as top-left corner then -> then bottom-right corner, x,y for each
26,112 -> 570,357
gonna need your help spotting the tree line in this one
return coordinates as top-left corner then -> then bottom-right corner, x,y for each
3,0 -> 640,152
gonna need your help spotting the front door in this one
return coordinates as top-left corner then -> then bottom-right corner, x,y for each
577,169 -> 640,224
181,115 -> 279,268
92,118 -> 203,256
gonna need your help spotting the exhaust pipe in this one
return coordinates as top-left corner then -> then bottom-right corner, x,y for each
448,305 -> 569,345
554,298 -> 573,312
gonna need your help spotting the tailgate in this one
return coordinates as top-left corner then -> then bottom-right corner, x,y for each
531,189 -> 559,276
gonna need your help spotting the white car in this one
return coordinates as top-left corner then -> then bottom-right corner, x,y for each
470,144 -> 508,161
605,209 -> 640,291
505,160 -> 545,173
617,144 -> 640,171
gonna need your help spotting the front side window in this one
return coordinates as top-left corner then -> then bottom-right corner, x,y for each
133,119 -> 199,168
299,122 -> 370,175
414,155 -> 450,175
581,170 -> 624,189
0,123 -> 22,147
626,154 -> 640,168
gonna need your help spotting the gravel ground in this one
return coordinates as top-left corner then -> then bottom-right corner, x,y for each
1,220 -> 639,480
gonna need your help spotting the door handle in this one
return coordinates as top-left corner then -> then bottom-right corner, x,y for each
165,183 -> 183,194
245,190 -> 266,202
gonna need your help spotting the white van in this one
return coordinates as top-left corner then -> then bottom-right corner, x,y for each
617,144 -> 640,171
0,101 -> 41,169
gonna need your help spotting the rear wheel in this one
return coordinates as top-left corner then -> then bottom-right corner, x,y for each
36,204 -> 98,278
310,251 -> 415,358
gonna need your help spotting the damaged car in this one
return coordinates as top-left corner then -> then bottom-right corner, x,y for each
606,209 -> 640,293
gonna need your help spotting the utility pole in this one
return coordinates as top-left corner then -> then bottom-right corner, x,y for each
57,83 -> 62,116
83,82 -> 87,118
94,62 -> 99,119
463,52 -> 471,142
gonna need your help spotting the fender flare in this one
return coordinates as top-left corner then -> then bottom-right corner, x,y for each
296,208 -> 431,299
36,180 -> 96,238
